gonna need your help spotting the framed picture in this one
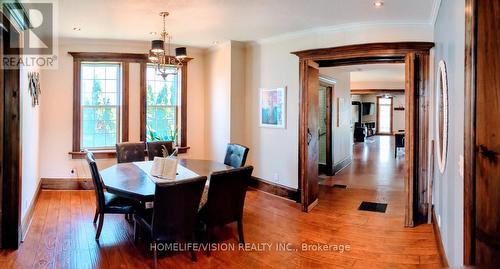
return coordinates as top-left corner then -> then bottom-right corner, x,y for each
260,87 -> 286,128
337,97 -> 345,127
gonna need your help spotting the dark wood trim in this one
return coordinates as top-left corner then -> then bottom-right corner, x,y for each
68,146 -> 190,159
293,42 -> 434,225
68,52 -> 193,64
122,62 -> 129,141
20,180 -> 41,241
180,64 -> 188,148
248,176 -> 299,202
333,156 -> 352,175
1,15 -> 22,248
72,58 -> 81,152
292,42 -> 434,60
432,207 -> 449,268
351,89 -> 405,95
70,54 -> 131,151
139,62 -> 147,142
41,178 -> 94,190
464,0 -> 477,265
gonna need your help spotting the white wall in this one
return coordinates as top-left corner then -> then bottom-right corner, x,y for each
244,23 -> 432,189
20,66 -> 41,220
204,42 -> 231,162
431,0 -> 465,266
204,41 -> 247,162
39,38 -> 207,178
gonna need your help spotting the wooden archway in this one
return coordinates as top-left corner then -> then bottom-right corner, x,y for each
292,42 -> 434,227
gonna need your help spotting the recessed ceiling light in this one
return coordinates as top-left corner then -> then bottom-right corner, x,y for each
149,31 -> 157,35
373,1 -> 384,7
73,27 -> 81,31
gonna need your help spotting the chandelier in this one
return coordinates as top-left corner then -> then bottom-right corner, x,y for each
148,11 -> 187,80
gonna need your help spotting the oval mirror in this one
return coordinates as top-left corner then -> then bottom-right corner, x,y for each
436,60 -> 449,174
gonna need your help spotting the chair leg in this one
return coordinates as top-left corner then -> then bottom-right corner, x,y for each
134,219 -> 139,244
237,219 -> 245,245
95,213 -> 104,240
93,209 -> 99,224
206,227 -> 211,257
153,241 -> 157,269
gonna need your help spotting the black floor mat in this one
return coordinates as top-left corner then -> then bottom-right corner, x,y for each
332,184 -> 347,189
358,201 -> 387,213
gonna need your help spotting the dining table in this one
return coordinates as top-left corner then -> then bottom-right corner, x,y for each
100,159 -> 233,203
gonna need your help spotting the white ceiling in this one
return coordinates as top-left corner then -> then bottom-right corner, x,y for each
58,0 -> 437,47
321,64 -> 405,83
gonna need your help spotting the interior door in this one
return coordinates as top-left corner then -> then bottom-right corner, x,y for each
474,0 -> 500,263
300,60 -> 319,212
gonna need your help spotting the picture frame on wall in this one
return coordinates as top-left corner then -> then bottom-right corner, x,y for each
259,87 -> 286,128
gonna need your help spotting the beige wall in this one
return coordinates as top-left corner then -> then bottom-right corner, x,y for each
244,24 -> 432,189
39,38 -> 206,179
21,66 -> 41,220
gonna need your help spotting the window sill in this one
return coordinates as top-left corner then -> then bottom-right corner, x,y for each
69,146 -> 191,159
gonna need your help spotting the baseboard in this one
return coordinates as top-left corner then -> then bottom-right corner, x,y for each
20,179 -> 42,242
432,207 -> 449,268
306,198 -> 319,212
248,176 -> 299,202
41,178 -> 94,190
333,156 -> 352,175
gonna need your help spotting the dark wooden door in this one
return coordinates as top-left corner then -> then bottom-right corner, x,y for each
300,60 -> 319,212
474,0 -> 500,264
319,85 -> 333,175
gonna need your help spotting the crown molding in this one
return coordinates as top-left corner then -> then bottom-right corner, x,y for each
430,0 -> 443,26
256,21 -> 433,45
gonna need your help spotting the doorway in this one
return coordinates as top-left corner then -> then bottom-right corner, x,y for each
318,82 -> 333,176
293,42 -> 434,227
377,96 -> 393,134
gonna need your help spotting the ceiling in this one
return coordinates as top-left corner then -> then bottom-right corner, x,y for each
321,63 -> 405,83
58,0 -> 437,47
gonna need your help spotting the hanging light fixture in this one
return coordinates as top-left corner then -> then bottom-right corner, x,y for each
148,11 -> 187,80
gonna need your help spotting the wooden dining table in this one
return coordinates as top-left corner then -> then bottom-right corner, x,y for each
100,159 -> 233,202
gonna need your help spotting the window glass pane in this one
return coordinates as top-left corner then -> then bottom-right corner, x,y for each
146,65 -> 179,142
81,63 -> 121,149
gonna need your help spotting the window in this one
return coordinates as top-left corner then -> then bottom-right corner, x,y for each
377,97 -> 393,134
145,64 -> 179,142
80,63 -> 121,149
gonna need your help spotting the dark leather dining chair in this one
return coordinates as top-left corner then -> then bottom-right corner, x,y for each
134,176 -> 207,267
198,166 -> 254,255
146,141 -> 174,160
223,143 -> 249,167
116,142 -> 145,163
85,152 -> 137,240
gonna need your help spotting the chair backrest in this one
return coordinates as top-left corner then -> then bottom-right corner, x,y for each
151,176 -> 207,242
146,141 -> 173,161
85,152 -> 105,211
200,166 -> 253,226
223,143 -> 249,168
116,142 -> 145,163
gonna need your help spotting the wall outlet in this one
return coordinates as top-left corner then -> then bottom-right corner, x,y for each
70,169 -> 76,177
273,173 -> 279,183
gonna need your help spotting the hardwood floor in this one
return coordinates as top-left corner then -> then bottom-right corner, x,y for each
0,185 -> 442,268
320,135 -> 405,191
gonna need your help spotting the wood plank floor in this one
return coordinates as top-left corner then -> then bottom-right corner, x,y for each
0,185 -> 442,269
